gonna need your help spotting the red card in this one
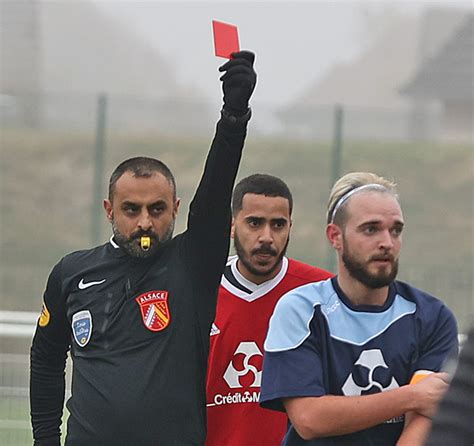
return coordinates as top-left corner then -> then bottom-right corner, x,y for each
212,20 -> 240,59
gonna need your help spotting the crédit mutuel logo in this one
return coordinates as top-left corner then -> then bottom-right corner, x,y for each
207,341 -> 263,407
342,349 -> 399,395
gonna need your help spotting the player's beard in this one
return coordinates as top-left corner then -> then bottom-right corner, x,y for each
234,233 -> 289,279
342,235 -> 398,289
111,219 -> 175,259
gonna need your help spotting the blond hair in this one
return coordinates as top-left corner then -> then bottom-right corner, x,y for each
327,172 -> 398,225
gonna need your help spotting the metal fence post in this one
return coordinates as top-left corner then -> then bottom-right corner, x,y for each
91,93 -> 107,246
326,104 -> 344,273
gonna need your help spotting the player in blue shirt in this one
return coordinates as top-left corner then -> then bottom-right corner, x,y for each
260,172 -> 458,446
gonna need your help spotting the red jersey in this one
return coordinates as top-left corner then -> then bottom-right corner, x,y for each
206,256 -> 333,446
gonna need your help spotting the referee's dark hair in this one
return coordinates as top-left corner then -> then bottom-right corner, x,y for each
232,174 -> 293,216
108,157 -> 177,202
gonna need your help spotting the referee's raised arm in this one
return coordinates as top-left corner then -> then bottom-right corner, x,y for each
187,51 -> 257,288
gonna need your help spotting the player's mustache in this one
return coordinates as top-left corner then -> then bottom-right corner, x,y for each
252,245 -> 277,256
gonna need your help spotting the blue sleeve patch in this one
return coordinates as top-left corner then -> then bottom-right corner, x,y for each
265,278 -> 418,351
327,294 -> 417,345
264,279 -> 334,352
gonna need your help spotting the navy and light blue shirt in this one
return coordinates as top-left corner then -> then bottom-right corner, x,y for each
260,277 -> 458,446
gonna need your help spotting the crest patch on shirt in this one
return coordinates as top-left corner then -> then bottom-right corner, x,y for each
39,302 -> 50,327
72,310 -> 92,347
135,290 -> 170,332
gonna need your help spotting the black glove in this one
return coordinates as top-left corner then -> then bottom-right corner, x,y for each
219,50 -> 257,117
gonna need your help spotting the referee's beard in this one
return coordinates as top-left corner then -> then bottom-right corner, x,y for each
111,219 -> 175,258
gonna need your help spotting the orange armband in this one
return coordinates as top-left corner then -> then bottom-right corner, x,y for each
409,371 -> 433,385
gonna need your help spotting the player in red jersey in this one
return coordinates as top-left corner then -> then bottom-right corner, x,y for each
206,174 -> 333,446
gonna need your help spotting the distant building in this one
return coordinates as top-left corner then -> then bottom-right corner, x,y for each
400,15 -> 473,142
0,0 -> 42,126
278,8 -> 470,142
0,0 -> 210,133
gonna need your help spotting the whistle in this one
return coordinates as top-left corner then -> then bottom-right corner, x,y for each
140,236 -> 151,251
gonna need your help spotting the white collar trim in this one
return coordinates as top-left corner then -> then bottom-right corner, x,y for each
109,236 -> 119,249
221,256 -> 289,302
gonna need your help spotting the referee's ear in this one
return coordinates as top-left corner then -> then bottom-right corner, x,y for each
173,198 -> 181,219
104,199 -> 113,223
230,218 -> 236,239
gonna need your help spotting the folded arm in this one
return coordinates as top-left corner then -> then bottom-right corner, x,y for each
283,372 -> 449,441
396,412 -> 432,446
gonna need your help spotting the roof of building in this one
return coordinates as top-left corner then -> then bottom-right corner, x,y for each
400,15 -> 473,101
280,16 -> 420,111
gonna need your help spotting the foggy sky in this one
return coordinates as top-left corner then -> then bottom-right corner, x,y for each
95,1 -> 471,109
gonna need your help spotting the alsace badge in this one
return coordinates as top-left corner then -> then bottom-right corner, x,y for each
135,290 -> 170,332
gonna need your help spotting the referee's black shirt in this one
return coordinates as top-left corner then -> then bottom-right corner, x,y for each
30,115 -> 249,445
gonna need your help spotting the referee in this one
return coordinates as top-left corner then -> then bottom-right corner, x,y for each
30,51 -> 257,446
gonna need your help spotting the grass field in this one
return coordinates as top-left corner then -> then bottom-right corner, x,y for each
0,351 -> 70,446
0,394 -> 69,446
1,350 -> 33,446
0,397 -> 32,446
